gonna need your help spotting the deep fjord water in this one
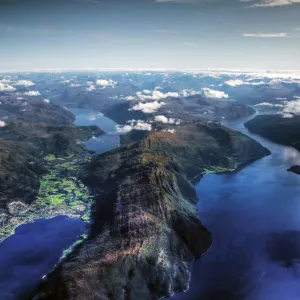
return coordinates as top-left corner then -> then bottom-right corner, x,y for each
1,110 -> 300,300
173,116 -> 300,300
0,217 -> 85,300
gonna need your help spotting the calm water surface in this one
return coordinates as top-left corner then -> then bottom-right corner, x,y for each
174,115 -> 300,300
69,108 -> 120,154
0,216 -> 85,300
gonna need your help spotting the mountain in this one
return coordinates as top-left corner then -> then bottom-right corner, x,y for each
103,96 -> 255,125
33,121 -> 270,300
244,114 -> 300,152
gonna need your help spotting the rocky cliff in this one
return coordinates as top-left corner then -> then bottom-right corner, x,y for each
33,121 -> 270,300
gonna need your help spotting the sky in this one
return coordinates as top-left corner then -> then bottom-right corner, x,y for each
0,0 -> 299,71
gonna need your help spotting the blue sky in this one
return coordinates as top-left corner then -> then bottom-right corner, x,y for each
0,0 -> 299,71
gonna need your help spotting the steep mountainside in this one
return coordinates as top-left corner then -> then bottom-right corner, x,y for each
245,114 -> 300,152
34,121 -> 270,300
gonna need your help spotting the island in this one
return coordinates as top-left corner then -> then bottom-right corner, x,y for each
33,120 -> 270,300
287,165 -> 300,175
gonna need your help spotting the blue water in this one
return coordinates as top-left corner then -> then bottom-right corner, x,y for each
174,116 -> 300,300
0,216 -> 85,300
69,108 -> 120,154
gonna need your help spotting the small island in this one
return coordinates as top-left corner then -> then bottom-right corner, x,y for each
287,165 -> 300,175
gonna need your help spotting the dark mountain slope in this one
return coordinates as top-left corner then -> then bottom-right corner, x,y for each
34,121 -> 270,300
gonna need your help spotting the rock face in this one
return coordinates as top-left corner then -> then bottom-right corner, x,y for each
245,114 -> 300,152
287,165 -> 300,175
34,121 -> 270,300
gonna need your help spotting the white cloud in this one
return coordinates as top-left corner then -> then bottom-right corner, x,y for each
154,115 -> 180,124
96,79 -> 117,87
282,100 -> 300,115
116,119 -> 152,132
86,84 -> 96,91
13,80 -> 35,87
43,99 -> 50,103
0,82 -> 16,92
126,90 -> 179,101
162,129 -> 176,133
24,91 -> 41,96
0,120 -> 6,127
243,33 -> 290,37
225,79 -> 247,86
180,89 -> 202,97
246,0 -> 300,7
70,83 -> 80,87
202,88 -> 229,99
130,101 -> 166,113
282,113 -> 294,118
255,102 -> 284,107
0,79 -> 11,83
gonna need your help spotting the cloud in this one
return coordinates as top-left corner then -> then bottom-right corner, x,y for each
126,90 -> 179,101
224,79 -> 247,86
245,0 -> 300,7
0,79 -> 11,83
255,102 -> 284,107
224,79 -> 266,86
154,115 -> 180,124
243,32 -> 290,37
282,100 -> 300,115
96,79 -> 117,87
0,120 -> 6,127
116,119 -> 152,133
70,83 -> 80,87
282,113 -> 294,118
86,84 -> 96,91
162,129 -> 176,133
130,101 -> 166,113
24,91 -> 41,96
0,82 -> 16,92
202,88 -> 229,99
13,80 -> 35,87
180,89 -> 202,96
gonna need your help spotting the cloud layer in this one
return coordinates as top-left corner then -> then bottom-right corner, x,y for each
202,88 -> 229,99
126,90 -> 179,101
130,101 -> 166,113
154,115 -> 180,124
24,91 -> 41,96
116,119 -> 152,133
0,82 -> 16,92
13,80 -> 35,87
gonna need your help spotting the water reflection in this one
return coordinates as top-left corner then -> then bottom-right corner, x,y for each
174,118 -> 300,300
